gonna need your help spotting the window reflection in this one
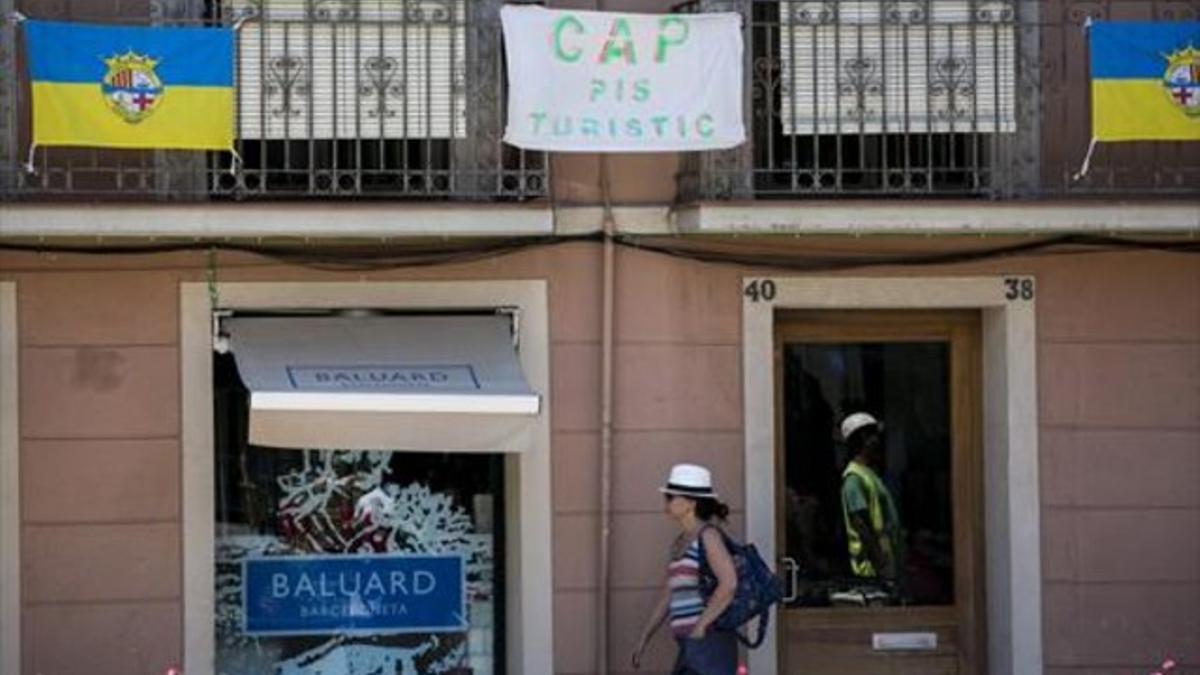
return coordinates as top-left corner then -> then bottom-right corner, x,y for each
782,342 -> 954,608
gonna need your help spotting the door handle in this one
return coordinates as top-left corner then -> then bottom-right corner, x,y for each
780,556 -> 799,603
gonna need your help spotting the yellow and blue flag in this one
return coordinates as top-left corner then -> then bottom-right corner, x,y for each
24,20 -> 234,150
1090,21 -> 1200,141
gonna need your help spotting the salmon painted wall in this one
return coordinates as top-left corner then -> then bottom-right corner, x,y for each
0,240 -> 1197,675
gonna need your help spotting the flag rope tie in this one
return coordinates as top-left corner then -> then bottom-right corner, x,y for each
1072,137 -> 1098,181
23,143 -> 37,175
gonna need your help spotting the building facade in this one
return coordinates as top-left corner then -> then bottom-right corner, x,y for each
0,0 -> 1197,674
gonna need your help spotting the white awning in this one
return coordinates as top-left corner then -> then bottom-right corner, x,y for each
226,315 -> 540,452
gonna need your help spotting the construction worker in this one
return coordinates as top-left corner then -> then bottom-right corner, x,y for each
839,412 -> 902,585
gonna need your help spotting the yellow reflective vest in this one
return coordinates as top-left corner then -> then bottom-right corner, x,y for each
841,460 -> 896,578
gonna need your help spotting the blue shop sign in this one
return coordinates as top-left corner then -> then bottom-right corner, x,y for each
243,553 -> 467,636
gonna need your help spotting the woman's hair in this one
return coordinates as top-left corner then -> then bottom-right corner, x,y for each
693,496 -> 730,522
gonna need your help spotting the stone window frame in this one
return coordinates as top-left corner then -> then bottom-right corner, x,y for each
0,282 -> 19,675
741,276 -> 1043,675
180,281 -> 553,675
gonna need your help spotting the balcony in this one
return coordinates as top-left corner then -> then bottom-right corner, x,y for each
678,0 -> 1200,200
1,0 -> 1196,205
0,0 -> 547,201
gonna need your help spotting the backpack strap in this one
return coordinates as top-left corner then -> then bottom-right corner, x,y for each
694,524 -> 725,583
738,609 -> 771,648
695,524 -> 723,597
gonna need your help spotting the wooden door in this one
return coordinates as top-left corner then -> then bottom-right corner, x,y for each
774,310 -> 984,675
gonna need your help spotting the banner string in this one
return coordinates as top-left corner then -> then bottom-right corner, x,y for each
1072,15 -> 1094,181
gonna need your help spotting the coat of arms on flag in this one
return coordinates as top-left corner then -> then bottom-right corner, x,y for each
102,51 -> 165,124
1163,46 -> 1200,117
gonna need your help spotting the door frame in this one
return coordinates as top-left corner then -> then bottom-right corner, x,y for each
0,283 -> 19,675
743,277 -> 1042,675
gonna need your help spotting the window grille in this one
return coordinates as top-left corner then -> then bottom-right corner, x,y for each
777,0 -> 1016,135
233,0 -> 467,140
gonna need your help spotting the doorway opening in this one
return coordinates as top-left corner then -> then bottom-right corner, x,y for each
776,310 -> 984,675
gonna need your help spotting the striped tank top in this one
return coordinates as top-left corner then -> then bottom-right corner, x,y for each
667,537 -> 705,637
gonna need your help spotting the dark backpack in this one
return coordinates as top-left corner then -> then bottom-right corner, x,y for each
697,525 -> 785,648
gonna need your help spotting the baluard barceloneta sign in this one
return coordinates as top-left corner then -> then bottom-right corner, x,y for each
285,365 -> 481,391
243,554 -> 467,635
501,6 -> 745,151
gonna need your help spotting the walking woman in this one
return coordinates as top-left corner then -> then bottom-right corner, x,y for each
632,463 -> 739,675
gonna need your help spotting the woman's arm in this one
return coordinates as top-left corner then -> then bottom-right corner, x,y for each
691,527 -> 738,637
641,581 -> 671,641
632,578 -> 671,668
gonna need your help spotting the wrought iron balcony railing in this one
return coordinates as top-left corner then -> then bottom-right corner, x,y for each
1,0 -> 1195,203
678,0 -> 1200,200
0,0 -> 547,200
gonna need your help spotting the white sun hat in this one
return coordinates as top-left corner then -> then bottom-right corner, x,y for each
660,463 -> 718,499
840,411 -> 882,441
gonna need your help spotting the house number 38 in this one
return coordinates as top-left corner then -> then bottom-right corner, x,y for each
1003,277 -> 1035,301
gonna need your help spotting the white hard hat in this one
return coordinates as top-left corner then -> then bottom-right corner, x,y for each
841,412 -> 882,441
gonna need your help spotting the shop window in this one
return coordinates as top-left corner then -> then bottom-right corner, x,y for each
213,350 -> 507,675
183,282 -> 551,675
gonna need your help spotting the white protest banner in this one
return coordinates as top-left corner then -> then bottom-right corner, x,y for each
501,6 -> 745,152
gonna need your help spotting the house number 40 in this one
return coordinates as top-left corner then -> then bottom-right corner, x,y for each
744,279 -> 777,302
